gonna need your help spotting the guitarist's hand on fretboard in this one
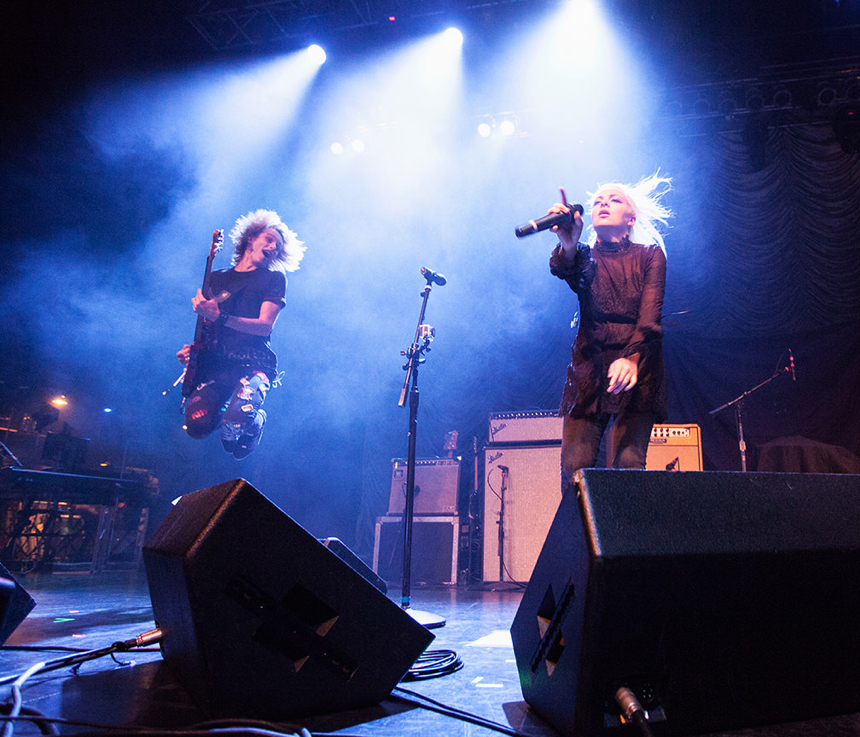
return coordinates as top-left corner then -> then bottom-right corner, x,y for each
192,289 -> 222,321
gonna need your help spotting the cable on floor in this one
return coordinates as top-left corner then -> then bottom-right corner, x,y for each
393,686 -> 532,737
402,649 -> 463,681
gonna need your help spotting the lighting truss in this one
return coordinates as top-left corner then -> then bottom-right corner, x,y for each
186,0 -> 542,50
656,57 -> 860,131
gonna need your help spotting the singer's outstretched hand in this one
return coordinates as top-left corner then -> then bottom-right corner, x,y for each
549,188 -> 583,254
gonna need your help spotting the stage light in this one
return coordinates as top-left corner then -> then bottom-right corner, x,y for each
844,79 -> 860,102
307,44 -> 327,65
330,142 -> 344,155
692,96 -> 711,116
772,85 -> 792,108
103,407 -> 113,414
51,396 -> 68,408
498,115 -> 518,136
745,87 -> 765,111
443,27 -> 464,47
717,92 -> 737,116
475,113 -> 520,138
817,83 -> 837,106
665,99 -> 683,117
351,139 -> 366,153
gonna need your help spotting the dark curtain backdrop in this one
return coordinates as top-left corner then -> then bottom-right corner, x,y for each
354,119 -> 860,558
662,122 -> 860,471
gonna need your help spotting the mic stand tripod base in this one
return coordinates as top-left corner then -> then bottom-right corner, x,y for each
404,606 -> 446,629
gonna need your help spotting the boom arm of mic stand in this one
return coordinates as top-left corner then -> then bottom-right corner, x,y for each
708,367 -> 786,416
709,366 -> 788,473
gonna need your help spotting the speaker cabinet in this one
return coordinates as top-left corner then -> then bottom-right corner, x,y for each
143,479 -> 434,720
387,458 -> 460,515
483,444 -> 562,582
511,469 -> 860,736
373,515 -> 459,585
0,562 -> 35,645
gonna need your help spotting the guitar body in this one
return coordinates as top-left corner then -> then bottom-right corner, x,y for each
181,229 -> 224,399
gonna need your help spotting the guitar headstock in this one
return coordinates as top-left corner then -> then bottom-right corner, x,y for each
210,229 -> 224,258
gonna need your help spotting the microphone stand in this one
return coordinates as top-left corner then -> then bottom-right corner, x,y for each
497,468 -> 509,581
397,272 -> 445,629
709,360 -> 792,472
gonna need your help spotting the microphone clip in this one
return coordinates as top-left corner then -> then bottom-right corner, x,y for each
420,267 -> 447,286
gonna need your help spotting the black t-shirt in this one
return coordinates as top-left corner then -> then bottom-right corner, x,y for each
203,267 -> 286,374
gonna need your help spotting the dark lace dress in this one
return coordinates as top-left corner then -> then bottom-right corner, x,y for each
550,236 -> 667,421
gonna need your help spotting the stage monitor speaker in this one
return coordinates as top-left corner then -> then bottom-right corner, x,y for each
0,562 -> 36,645
511,469 -> 860,736
483,444 -> 562,582
143,479 -> 434,720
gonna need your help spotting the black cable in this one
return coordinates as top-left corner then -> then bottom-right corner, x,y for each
2,628 -> 518,737
0,629 -> 163,686
1,645 -> 90,654
190,719 -> 310,733
402,649 -> 463,680
393,687 -> 531,737
0,718 -> 316,737
1,679 -> 525,737
0,707 -> 58,736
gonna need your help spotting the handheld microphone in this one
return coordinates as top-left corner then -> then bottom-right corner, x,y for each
788,348 -> 796,381
515,204 -> 584,238
420,267 -> 447,286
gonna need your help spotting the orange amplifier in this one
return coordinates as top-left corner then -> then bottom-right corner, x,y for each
646,424 -> 703,471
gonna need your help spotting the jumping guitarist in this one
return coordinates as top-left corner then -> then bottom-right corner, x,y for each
176,209 -> 305,459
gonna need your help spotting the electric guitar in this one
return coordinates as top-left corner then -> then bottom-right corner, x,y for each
180,229 -> 224,399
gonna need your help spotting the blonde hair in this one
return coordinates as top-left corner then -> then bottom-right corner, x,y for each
229,209 -> 306,273
587,171 -> 673,252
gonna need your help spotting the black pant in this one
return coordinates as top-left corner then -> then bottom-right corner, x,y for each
184,369 -> 270,450
560,408 -> 655,493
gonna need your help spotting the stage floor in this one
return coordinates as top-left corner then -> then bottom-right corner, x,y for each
2,570 -> 860,737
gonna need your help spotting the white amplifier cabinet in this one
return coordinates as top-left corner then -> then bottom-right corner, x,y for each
483,444 -> 563,583
488,410 -> 562,444
388,458 -> 460,515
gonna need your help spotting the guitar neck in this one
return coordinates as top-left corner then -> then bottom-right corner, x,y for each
192,229 -> 224,344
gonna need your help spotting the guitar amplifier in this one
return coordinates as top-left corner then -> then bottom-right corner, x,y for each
387,458 -> 460,516
644,424 -> 703,471
488,411 -> 562,444
488,413 -> 703,470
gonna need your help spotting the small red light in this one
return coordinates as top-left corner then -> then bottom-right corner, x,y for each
388,15 -> 396,21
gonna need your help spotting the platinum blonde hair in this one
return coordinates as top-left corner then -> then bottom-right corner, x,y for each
229,209 -> 306,273
586,171 -> 673,252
